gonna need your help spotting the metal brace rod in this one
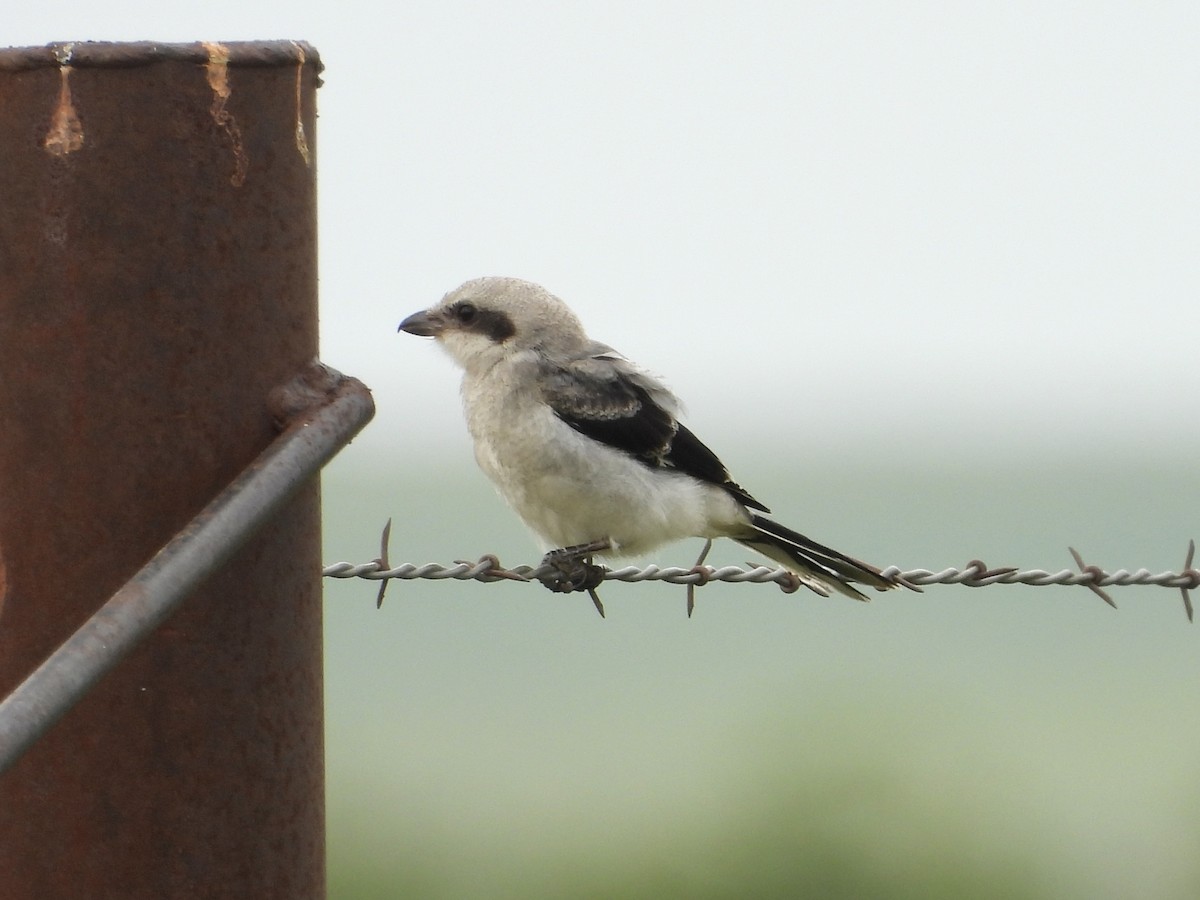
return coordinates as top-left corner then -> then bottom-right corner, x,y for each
0,362 -> 373,775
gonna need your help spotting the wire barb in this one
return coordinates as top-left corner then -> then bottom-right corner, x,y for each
1068,547 -> 1118,609
1181,539 -> 1196,624
322,538 -> 1199,622
687,538 -> 713,618
374,518 -> 392,608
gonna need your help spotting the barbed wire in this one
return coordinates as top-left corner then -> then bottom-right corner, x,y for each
322,526 -> 1197,622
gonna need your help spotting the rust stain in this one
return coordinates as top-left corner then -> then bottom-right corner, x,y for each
202,41 -> 248,187
43,65 -> 85,157
291,42 -> 311,166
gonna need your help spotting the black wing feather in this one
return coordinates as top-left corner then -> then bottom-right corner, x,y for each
541,358 -> 769,513
665,424 -> 768,512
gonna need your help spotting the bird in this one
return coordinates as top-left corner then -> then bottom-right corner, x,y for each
399,276 -> 908,612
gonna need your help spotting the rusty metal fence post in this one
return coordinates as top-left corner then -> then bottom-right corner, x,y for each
0,42 -> 327,898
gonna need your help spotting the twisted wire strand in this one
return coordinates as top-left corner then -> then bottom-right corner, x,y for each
321,558 -> 1200,590
324,520 -> 1195,619
328,542 -> 1190,614
323,526 -> 1196,620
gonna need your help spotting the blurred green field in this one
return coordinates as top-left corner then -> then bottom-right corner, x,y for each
322,450 -> 1199,899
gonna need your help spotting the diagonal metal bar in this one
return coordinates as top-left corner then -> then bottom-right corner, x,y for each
0,362 -> 373,776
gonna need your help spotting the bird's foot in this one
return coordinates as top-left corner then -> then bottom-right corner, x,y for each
538,540 -> 610,617
539,541 -> 609,592
540,558 -> 606,593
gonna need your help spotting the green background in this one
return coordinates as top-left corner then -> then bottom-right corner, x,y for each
323,451 -> 1198,898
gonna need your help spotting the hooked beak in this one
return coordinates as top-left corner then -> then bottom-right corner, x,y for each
398,309 -> 445,337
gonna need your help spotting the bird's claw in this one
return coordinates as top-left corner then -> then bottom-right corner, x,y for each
538,542 -> 610,617
538,551 -> 606,593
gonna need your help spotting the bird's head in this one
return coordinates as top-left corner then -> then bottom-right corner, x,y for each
399,277 -> 587,375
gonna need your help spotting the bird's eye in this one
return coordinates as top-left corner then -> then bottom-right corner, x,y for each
456,302 -> 477,324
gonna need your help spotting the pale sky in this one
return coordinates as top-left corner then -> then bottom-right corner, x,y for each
9,2 -> 1198,465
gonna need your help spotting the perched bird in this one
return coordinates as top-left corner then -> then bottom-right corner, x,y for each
399,277 -> 906,609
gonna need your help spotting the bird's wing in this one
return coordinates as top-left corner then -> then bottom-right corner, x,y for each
539,345 -> 769,512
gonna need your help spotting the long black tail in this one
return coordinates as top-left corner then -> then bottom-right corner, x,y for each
736,514 -> 909,602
